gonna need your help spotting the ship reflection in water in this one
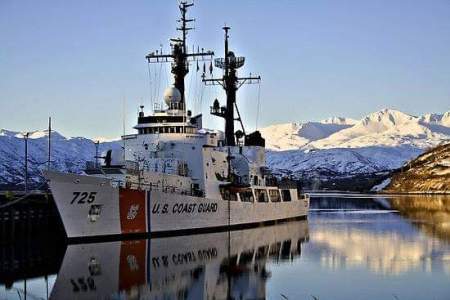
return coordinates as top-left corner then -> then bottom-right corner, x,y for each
52,221 -> 308,300
2,196 -> 450,299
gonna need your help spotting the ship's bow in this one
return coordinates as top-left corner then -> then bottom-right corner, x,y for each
44,171 -> 121,239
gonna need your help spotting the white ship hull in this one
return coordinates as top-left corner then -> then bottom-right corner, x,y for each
45,171 -> 309,240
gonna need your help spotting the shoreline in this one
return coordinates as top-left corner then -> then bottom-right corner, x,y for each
307,191 -> 450,197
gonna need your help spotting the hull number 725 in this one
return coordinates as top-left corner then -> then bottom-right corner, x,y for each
71,192 -> 97,204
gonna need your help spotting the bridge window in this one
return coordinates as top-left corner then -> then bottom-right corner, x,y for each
255,189 -> 269,203
281,190 -> 291,202
239,189 -> 254,202
269,189 -> 281,202
220,187 -> 237,201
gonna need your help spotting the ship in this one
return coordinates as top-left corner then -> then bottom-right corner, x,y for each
44,2 -> 309,240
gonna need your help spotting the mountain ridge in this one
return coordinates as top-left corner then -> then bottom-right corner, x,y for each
261,108 -> 450,151
1,108 -> 449,189
261,108 -> 450,182
0,130 -> 121,189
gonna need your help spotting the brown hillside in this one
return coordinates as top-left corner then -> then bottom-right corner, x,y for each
386,143 -> 450,193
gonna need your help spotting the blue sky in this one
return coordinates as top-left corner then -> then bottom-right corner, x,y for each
1,0 -> 449,139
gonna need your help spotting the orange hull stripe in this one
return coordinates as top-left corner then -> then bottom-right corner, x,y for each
119,188 -> 147,234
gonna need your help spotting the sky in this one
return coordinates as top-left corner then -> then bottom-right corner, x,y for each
1,0 -> 449,139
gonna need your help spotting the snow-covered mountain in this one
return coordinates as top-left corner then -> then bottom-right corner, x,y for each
0,129 -> 120,188
1,108 -> 449,188
311,109 -> 450,149
261,109 -> 450,178
259,118 -> 356,151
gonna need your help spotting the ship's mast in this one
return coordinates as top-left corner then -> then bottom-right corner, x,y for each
203,27 -> 261,146
145,1 -> 213,112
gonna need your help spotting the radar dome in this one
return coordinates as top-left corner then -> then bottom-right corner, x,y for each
163,87 -> 182,105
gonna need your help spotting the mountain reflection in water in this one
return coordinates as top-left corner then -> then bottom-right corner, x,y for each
265,196 -> 450,300
306,196 -> 450,275
2,195 -> 450,300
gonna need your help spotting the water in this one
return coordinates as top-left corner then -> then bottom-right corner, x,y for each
1,195 -> 449,299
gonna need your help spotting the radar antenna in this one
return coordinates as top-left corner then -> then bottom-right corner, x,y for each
203,26 -> 261,146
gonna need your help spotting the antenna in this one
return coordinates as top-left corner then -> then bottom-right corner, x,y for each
48,117 -> 51,171
145,1 -> 214,114
23,132 -> 30,193
122,98 -> 126,162
122,98 -> 126,137
255,82 -> 261,130
203,26 -> 261,146
95,140 -> 100,168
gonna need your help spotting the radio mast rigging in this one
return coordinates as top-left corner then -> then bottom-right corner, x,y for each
203,26 -> 261,146
145,1 -> 214,112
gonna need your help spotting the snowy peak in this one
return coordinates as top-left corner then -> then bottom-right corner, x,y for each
260,121 -> 352,151
321,116 -> 357,125
313,108 -> 450,149
0,129 -> 64,140
92,136 -> 121,143
297,122 -> 353,141
443,112 -> 450,127
260,108 -> 450,151
0,129 -> 103,142
28,130 -> 50,139
420,111 -> 450,127
420,113 -> 442,124
27,130 -> 65,140
359,109 -> 416,130
0,129 -> 17,137
260,115 -> 359,151
259,123 -> 308,151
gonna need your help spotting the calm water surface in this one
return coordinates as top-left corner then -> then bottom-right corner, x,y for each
1,195 -> 449,299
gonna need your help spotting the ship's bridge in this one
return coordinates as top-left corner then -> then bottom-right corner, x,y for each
134,87 -> 202,135
134,111 -> 200,135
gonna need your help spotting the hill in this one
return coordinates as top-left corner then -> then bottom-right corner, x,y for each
384,143 -> 450,193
